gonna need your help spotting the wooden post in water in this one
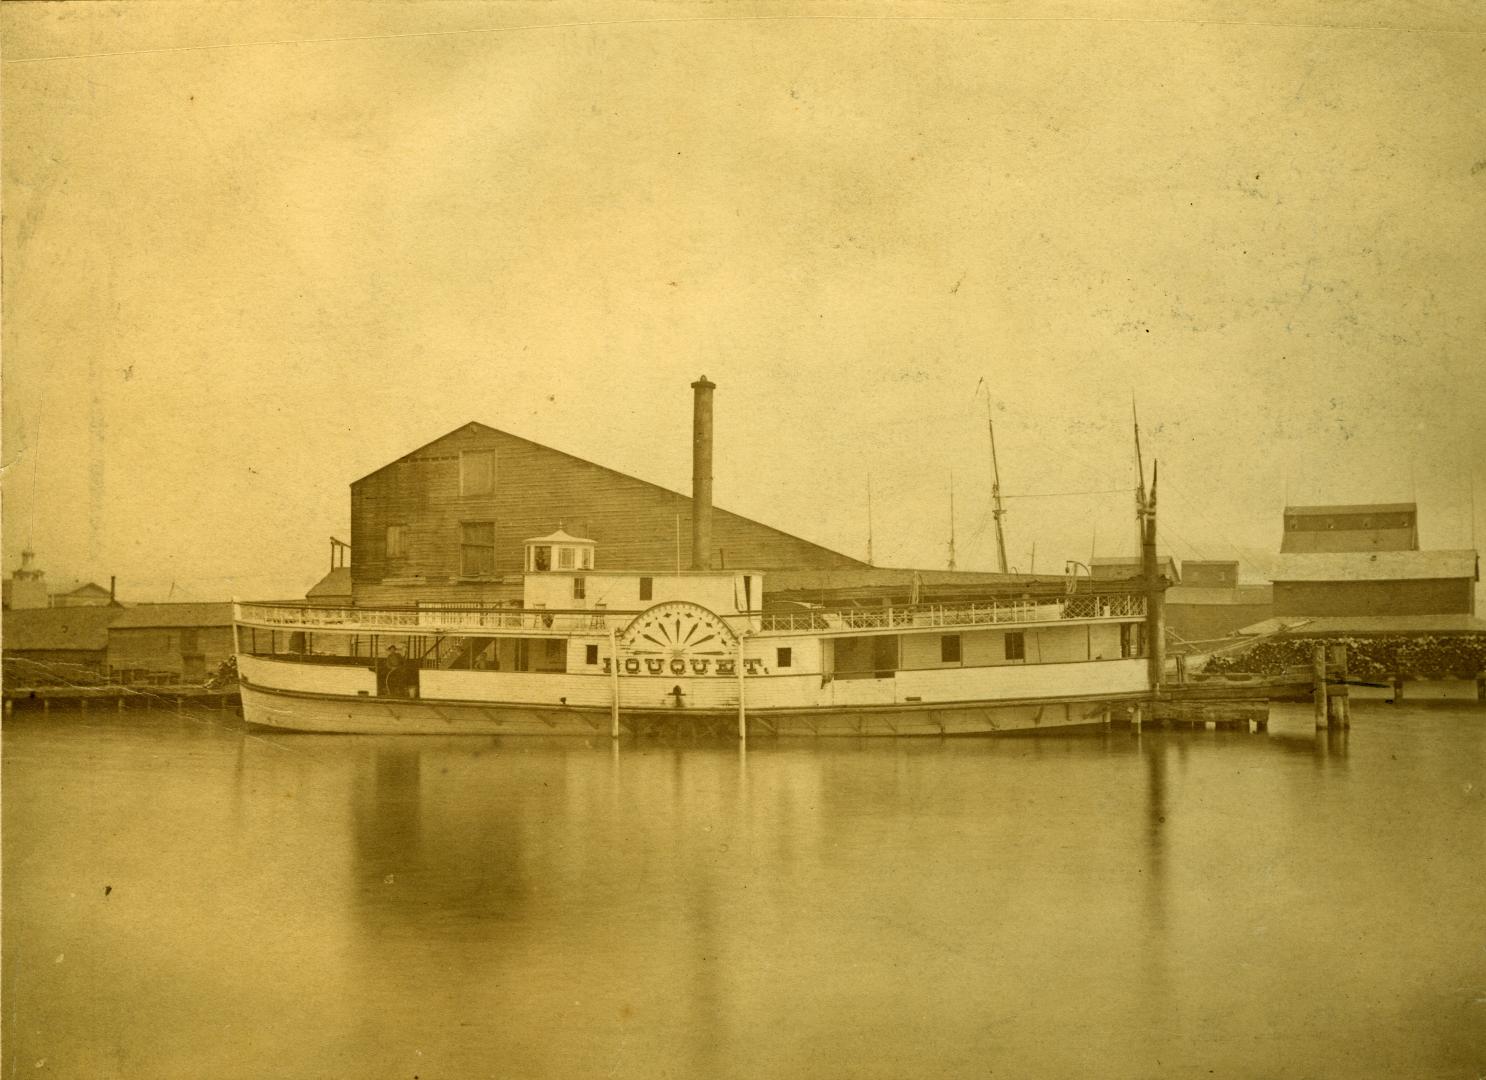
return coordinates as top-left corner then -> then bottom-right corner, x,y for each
609,628 -> 620,739
1312,645 -> 1328,730
1328,644 -> 1350,728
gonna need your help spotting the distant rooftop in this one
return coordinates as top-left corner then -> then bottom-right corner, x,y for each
1283,503 -> 1416,516
2,607 -> 122,652
109,603 -> 235,629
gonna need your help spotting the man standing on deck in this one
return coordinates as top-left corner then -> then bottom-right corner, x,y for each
382,645 -> 408,697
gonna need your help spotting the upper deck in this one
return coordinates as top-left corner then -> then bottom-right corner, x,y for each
234,591 -> 1145,638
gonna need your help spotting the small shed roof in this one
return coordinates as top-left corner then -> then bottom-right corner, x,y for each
109,603 -> 235,629
307,567 -> 352,599
1238,614 -> 1486,636
2,607 -> 122,652
1271,550 -> 1477,582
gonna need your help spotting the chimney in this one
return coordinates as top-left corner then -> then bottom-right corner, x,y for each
110,576 -> 116,602
690,376 -> 715,570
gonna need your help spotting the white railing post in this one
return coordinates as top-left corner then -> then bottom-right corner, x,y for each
610,627 -> 620,739
737,631 -> 747,744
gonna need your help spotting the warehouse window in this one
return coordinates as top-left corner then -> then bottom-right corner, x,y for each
460,450 -> 495,496
461,522 -> 496,576
639,577 -> 653,601
386,524 -> 406,558
941,634 -> 961,663
1004,632 -> 1025,661
573,577 -> 585,600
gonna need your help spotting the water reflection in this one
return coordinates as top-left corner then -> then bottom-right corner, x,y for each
3,706 -> 1483,1079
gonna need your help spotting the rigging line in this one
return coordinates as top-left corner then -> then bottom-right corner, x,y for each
1156,474 -> 1255,566
999,487 -> 1131,499
6,13 -> 1478,65
1155,524 -> 1209,563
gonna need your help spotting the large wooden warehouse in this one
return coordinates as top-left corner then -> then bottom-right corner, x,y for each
349,420 -> 866,607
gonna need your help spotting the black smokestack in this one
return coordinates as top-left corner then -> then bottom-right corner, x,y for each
691,376 -> 715,570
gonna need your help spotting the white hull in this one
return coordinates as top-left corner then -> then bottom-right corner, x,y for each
239,676 -> 1145,737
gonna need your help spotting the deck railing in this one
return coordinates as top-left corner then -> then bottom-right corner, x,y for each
758,593 -> 1145,633
234,603 -> 635,633
236,592 -> 1145,637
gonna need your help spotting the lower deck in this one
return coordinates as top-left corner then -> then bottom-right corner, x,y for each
238,680 -> 1142,737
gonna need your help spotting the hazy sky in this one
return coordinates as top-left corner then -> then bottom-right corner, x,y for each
4,2 -> 1484,601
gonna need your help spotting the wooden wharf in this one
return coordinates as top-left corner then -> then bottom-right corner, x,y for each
1143,644 -> 1353,731
3,683 -> 242,716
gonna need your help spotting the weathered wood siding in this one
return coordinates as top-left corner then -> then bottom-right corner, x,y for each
351,424 -> 863,603
107,627 -> 235,678
1273,579 -> 1474,617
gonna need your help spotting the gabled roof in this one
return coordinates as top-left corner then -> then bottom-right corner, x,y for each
2,607 -> 122,652
55,581 -> 112,598
1272,550 -> 1477,582
352,421 -> 866,567
109,603 -> 235,629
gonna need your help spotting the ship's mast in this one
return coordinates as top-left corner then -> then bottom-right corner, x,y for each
948,473 -> 957,571
1133,400 -> 1165,695
987,398 -> 1010,574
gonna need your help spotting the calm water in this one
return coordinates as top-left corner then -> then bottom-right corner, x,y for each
4,702 -> 1484,1079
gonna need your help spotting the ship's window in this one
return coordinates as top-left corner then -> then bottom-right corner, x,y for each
460,450 -> 495,496
545,639 -> 564,662
532,545 -> 551,571
461,522 -> 496,577
941,634 -> 962,663
640,577 -> 653,601
585,644 -> 599,665
776,647 -> 792,669
572,577 -> 585,600
1004,632 -> 1026,661
386,524 -> 406,558
558,547 -> 575,570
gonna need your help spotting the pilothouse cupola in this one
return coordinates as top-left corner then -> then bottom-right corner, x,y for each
524,529 -> 595,572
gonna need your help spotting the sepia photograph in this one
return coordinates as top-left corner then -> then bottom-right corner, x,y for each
3,2 -> 1484,1077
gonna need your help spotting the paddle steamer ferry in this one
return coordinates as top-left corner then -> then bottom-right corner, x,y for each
235,378 -> 1164,736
